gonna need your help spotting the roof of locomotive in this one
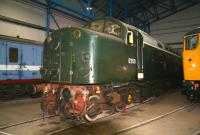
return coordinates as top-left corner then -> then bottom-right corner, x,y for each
102,17 -> 176,52
120,20 -> 167,49
112,18 -> 181,55
85,17 -> 180,56
94,17 -> 167,49
185,27 -> 200,36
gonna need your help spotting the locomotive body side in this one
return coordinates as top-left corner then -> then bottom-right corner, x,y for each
142,42 -> 182,80
124,24 -> 182,81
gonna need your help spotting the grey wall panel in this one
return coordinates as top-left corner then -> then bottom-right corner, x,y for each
0,0 -> 85,42
151,4 -> 200,50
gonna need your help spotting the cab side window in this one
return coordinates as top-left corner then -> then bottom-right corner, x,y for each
185,35 -> 199,50
127,30 -> 134,46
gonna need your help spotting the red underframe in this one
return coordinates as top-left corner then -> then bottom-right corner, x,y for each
0,79 -> 43,84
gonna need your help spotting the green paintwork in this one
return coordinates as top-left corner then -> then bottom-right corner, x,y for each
43,27 -> 137,84
43,17 -> 182,85
143,44 -> 182,80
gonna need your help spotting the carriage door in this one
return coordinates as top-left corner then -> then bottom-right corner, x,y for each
135,31 -> 144,80
21,44 -> 37,80
6,41 -> 22,80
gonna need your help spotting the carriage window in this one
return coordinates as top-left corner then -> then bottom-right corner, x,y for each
185,35 -> 199,50
9,47 -> 18,63
84,20 -> 105,32
104,21 -> 121,38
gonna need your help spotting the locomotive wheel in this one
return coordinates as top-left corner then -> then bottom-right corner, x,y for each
115,101 -> 126,112
84,95 -> 101,122
40,95 -> 47,113
59,99 -> 74,120
40,96 -> 54,114
114,93 -> 126,112
30,84 -> 38,97
25,84 -> 38,97
40,92 -> 57,115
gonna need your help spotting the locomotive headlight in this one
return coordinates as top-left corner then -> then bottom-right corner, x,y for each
127,94 -> 132,104
73,30 -> 81,38
93,86 -> 101,94
47,35 -> 52,43
44,85 -> 50,93
191,63 -> 196,68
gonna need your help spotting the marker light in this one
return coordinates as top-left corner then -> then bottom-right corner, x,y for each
47,35 -> 52,43
73,30 -> 81,38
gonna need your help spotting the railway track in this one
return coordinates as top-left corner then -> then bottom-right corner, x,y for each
112,103 -> 194,135
46,97 -> 155,135
47,100 -> 194,135
192,129 -> 200,135
0,130 -> 12,135
0,97 -> 40,105
0,98 -> 150,135
0,114 -> 57,135
0,96 -> 194,135
0,115 -> 54,130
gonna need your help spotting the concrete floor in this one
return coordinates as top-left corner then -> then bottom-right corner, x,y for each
0,98 -> 70,135
0,88 -> 200,135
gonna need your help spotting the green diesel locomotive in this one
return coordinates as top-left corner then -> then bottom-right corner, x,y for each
41,17 -> 182,122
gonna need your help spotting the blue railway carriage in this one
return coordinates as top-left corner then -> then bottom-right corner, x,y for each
0,35 -> 43,96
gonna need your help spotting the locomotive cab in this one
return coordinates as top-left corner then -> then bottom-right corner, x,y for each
182,28 -> 200,100
183,32 -> 200,80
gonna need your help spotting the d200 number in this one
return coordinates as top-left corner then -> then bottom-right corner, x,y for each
128,58 -> 136,64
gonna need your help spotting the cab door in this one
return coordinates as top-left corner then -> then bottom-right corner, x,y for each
135,31 -> 143,80
127,29 -> 143,80
127,29 -> 137,80
21,44 -> 38,80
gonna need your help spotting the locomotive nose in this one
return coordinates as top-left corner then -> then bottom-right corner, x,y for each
43,28 -> 93,84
